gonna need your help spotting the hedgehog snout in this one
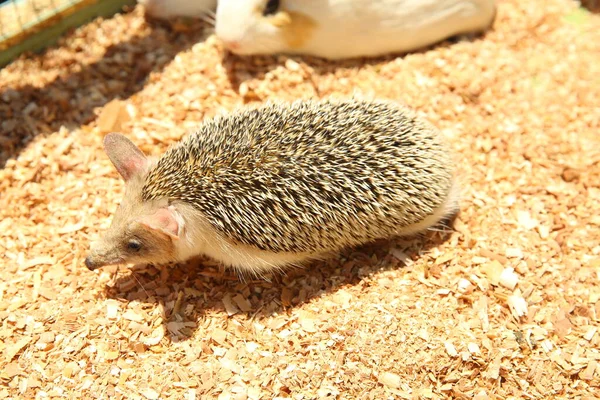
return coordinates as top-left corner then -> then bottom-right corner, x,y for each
84,256 -> 99,271
84,239 -> 124,271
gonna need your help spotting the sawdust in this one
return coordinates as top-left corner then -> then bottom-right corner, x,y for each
1,0 -> 599,398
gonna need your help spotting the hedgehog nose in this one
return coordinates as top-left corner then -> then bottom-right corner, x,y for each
84,256 -> 96,271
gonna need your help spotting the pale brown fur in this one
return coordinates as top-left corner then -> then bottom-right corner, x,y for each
252,0 -> 317,49
273,11 -> 317,49
86,192 -> 179,269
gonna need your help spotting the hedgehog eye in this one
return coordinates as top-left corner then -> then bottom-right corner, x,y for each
263,0 -> 280,16
127,240 -> 142,252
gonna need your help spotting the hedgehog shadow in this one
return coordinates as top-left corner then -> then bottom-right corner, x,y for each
105,214 -> 461,343
221,31 -> 492,94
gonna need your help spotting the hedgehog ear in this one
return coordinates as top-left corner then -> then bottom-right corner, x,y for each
103,133 -> 148,182
138,206 -> 181,240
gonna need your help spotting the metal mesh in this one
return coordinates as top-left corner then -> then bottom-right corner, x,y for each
0,0 -> 80,48
0,0 -> 134,66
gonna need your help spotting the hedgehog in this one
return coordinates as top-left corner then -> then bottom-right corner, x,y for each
84,98 -> 459,275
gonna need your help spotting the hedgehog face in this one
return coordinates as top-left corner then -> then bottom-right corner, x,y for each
85,133 -> 185,270
85,200 -> 182,270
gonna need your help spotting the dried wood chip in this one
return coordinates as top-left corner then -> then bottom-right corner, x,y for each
277,329 -> 292,339
473,390 -> 488,400
481,260 -> 503,286
444,341 -> 458,358
35,331 -> 55,351
211,329 -> 229,346
106,300 -> 120,320
505,248 -> 524,259
479,249 -> 508,265
475,296 -> 490,332
457,278 -> 473,294
219,358 -> 242,374
333,289 -> 352,307
440,384 -> 453,392
21,256 -> 55,270
1,362 -> 21,379
471,256 -> 489,265
141,388 -> 160,400
57,222 -> 85,234
541,340 -> 554,353
5,337 -> 32,362
417,329 -> 430,341
484,354 -> 503,380
62,361 -> 77,379
222,295 -> 240,316
232,294 -> 252,312
245,342 -> 259,354
123,309 -> 145,322
280,288 -> 293,307
583,327 -> 597,341
118,278 -> 137,292
143,327 -> 165,346
550,351 -> 572,372
39,331 -> 55,343
377,371 -> 402,389
97,99 -> 131,133
434,252 -> 454,265
172,291 -> 185,316
553,311 -> 573,339
38,287 -> 56,300
298,311 -> 318,333
390,248 -> 411,265
507,290 -> 528,318
104,350 -> 119,360
499,267 -> 519,290
579,360 -> 597,381
467,343 -> 481,356
517,211 -> 539,230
